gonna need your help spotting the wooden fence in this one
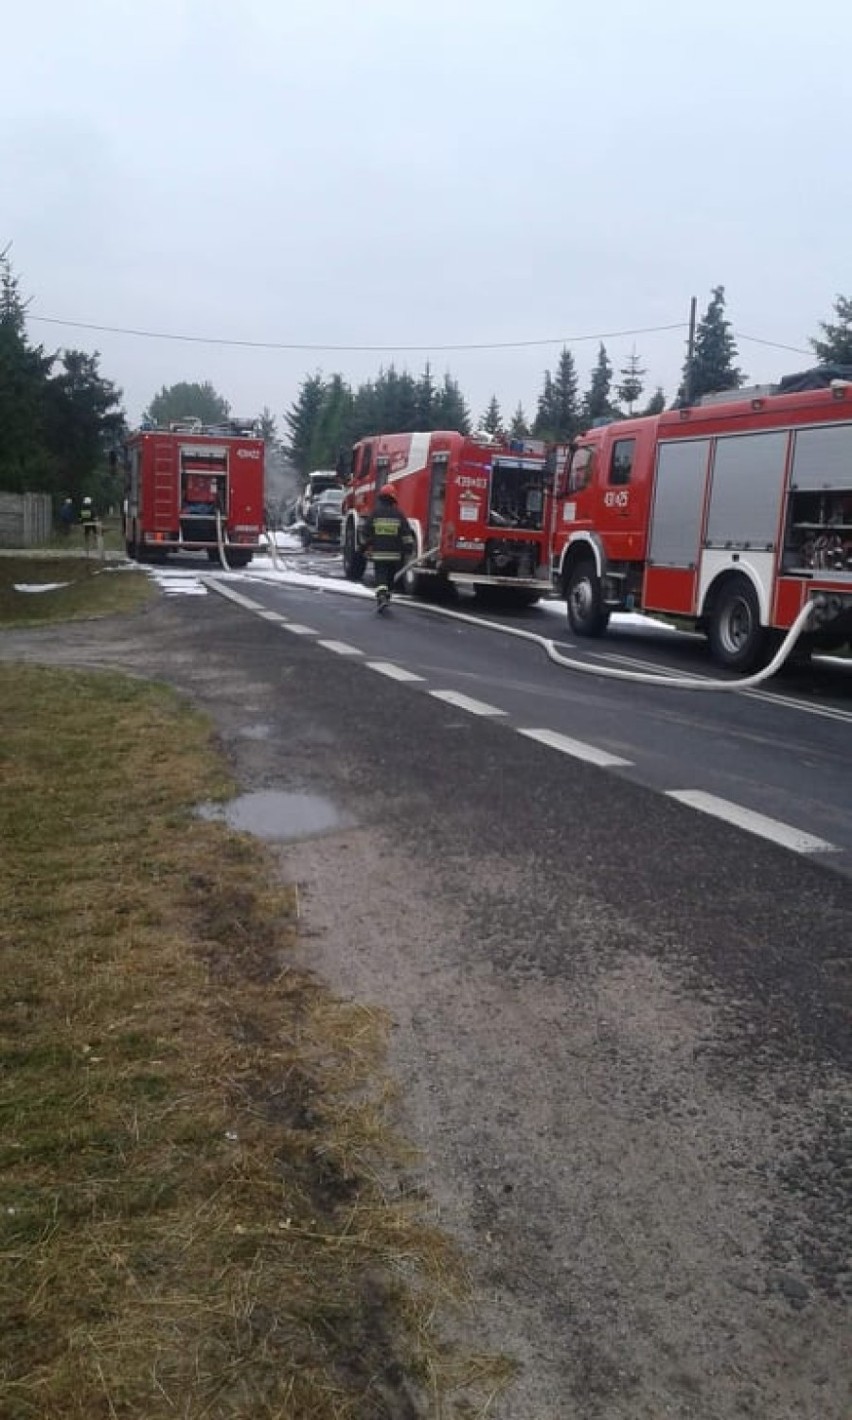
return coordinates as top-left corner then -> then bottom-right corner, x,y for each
0,492 -> 53,548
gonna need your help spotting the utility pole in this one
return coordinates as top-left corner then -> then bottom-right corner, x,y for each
683,295 -> 697,406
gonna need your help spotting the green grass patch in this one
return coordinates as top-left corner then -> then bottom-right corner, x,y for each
0,665 -> 511,1418
0,555 -> 154,627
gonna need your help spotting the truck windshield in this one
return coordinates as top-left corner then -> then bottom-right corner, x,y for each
568,447 -> 594,493
488,459 -> 546,530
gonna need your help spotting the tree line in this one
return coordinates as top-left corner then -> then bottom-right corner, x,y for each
281,288 -> 852,474
0,249 -> 125,511
3,246 -> 852,496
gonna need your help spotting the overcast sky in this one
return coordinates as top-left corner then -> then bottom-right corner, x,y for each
3,0 -> 849,433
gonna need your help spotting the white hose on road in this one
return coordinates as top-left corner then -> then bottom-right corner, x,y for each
215,509 -> 230,572
392,544 -> 441,588
399,593 -> 819,692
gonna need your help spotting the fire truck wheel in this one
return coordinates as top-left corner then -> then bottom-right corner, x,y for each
707,576 -> 767,672
343,524 -> 366,581
565,560 -> 609,637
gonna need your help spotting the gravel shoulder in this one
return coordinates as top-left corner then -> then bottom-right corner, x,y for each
3,592 -> 851,1420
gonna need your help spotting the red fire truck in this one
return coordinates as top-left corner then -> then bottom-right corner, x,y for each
339,430 -> 553,603
122,418 -> 265,567
550,377 -> 852,670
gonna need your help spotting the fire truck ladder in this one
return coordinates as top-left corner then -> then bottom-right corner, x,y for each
153,442 -> 175,526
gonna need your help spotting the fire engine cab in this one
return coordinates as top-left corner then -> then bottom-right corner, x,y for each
122,418 -> 265,567
339,429 -> 552,603
551,375 -> 852,670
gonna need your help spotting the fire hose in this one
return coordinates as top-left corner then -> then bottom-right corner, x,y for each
397,587 -> 821,691
215,509 -> 232,572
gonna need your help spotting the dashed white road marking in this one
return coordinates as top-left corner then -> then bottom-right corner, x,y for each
155,579 -> 207,597
203,580 -> 262,611
281,623 -> 318,636
518,727 -> 632,767
429,689 -> 506,718
258,609 -> 288,623
318,640 -> 363,656
366,661 -> 425,683
666,790 -> 839,855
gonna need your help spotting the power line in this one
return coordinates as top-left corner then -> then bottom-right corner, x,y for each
25,313 -> 688,353
734,331 -> 811,356
24,311 -> 814,361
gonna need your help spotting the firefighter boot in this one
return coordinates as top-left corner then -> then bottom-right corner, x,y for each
376,585 -> 390,614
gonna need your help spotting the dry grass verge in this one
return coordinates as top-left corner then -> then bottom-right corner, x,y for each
0,666 -> 513,1419
0,556 -> 154,627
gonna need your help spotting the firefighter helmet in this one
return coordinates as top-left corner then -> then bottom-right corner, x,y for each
379,484 -> 397,502
82,496 -> 92,505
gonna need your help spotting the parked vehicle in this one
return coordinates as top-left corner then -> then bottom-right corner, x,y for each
296,470 -> 342,522
122,419 -> 265,567
339,430 -> 552,604
550,372 -> 852,669
302,488 -> 344,548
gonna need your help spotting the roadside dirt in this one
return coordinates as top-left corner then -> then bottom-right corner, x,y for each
3,593 -> 850,1420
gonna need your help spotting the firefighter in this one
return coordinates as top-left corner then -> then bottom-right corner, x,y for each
79,496 -> 97,546
358,484 -> 415,613
58,497 -> 75,536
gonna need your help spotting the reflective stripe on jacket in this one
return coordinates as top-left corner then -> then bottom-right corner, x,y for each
359,499 -> 416,562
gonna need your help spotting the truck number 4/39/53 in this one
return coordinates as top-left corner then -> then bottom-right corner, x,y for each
604,490 -> 629,509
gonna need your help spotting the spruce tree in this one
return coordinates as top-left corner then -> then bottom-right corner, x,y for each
532,370 -> 558,440
643,387 -> 666,415
535,347 -> 580,440
682,286 -> 744,401
284,373 -> 326,473
616,346 -> 646,415
44,350 -> 124,504
582,343 -> 614,425
434,372 -> 471,433
509,402 -> 530,437
480,395 -> 504,436
0,253 -> 54,492
810,295 -> 852,366
308,374 -> 353,470
414,362 -> 435,428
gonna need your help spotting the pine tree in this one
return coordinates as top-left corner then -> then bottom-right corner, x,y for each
534,347 -> 580,440
43,350 -> 124,504
414,362 -> 435,428
307,374 -> 353,470
682,286 -> 744,402
0,249 -> 60,493
509,402 -> 530,437
643,387 -> 666,415
257,406 -> 278,443
434,372 -> 471,433
532,370 -> 558,440
582,343 -> 614,425
480,395 -> 504,436
616,346 -> 646,415
284,372 -> 326,473
810,295 -> 852,366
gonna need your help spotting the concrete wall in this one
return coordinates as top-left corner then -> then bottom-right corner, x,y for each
0,492 -> 53,548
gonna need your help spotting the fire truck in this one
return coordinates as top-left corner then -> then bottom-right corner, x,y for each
339,430 -> 553,602
551,375 -> 852,670
122,418 -> 265,567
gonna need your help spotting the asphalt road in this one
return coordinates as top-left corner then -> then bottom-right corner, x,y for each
205,549 -> 852,879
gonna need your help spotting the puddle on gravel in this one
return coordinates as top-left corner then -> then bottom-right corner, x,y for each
196,789 -> 351,842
